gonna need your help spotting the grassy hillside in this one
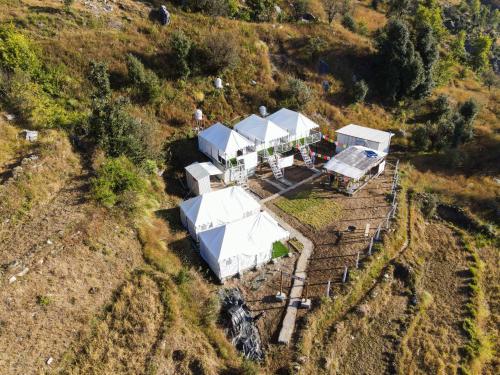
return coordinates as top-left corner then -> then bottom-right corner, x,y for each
0,0 -> 498,374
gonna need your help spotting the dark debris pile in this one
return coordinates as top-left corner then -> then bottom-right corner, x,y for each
219,288 -> 263,361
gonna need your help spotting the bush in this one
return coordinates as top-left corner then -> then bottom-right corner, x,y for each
185,0 -> 238,16
352,79 -> 368,103
201,31 -> 240,74
246,0 -> 276,21
411,124 -> 431,151
0,26 -> 40,76
126,54 -> 161,103
281,77 -> 312,110
170,31 -> 193,79
341,14 -> 356,32
90,156 -> 146,209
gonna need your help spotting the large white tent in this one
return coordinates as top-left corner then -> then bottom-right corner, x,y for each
267,108 -> 320,140
198,122 -> 254,161
234,114 -> 289,150
180,186 -> 261,240
199,211 -> 290,280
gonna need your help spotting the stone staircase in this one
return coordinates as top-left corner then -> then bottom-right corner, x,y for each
299,145 -> 314,168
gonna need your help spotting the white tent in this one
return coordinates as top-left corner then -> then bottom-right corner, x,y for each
323,146 -> 386,180
234,114 -> 289,150
267,108 -> 319,140
198,122 -> 254,161
199,211 -> 290,280
180,186 -> 261,240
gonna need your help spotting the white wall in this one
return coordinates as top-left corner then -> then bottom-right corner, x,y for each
336,134 -> 385,153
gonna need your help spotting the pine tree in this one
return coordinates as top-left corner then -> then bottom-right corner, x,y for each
414,25 -> 439,99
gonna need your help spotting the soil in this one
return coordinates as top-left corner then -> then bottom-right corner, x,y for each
0,161 -> 143,373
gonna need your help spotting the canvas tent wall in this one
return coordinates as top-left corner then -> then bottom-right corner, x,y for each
267,108 -> 320,142
185,162 -> 223,196
180,186 -> 261,240
323,146 -> 386,194
335,124 -> 392,153
199,211 -> 289,280
234,114 -> 289,151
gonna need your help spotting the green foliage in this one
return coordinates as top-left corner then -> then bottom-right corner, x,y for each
126,54 -> 161,103
387,0 -> 412,17
281,77 -> 312,110
341,14 -> 356,32
322,0 -> 341,24
469,33 -> 492,72
304,36 -> 328,59
88,61 -> 111,101
419,192 -> 438,218
375,20 -> 426,102
411,124 -> 432,151
481,69 -> 499,91
453,99 -> 478,147
352,79 -> 368,103
293,0 -> 310,18
170,31 -> 193,79
64,0 -> 74,8
90,156 -> 146,208
415,0 -> 446,38
0,25 -> 40,76
246,0 -> 276,21
36,295 -> 52,307
451,31 -> 466,63
174,268 -> 192,285
272,241 -> 289,258
414,25 -> 439,98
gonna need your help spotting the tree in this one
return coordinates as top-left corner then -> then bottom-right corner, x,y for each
246,0 -> 276,21
451,30 -> 466,63
341,14 -> 356,32
415,0 -> 446,38
88,61 -> 111,102
282,78 -> 312,110
432,94 -> 452,122
411,124 -> 431,151
375,20 -> 425,102
414,25 -> 439,98
126,54 -> 161,103
322,0 -> 341,24
469,33 -> 492,72
481,69 -> 499,91
170,31 -> 192,79
453,99 -> 478,146
387,0 -> 412,17
201,31 -> 240,74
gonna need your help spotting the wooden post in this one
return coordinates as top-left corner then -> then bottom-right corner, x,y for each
368,236 -> 374,256
326,280 -> 331,298
386,210 -> 391,229
376,224 -> 381,241
355,252 -> 360,269
364,223 -> 370,237
342,266 -> 348,283
280,270 -> 283,295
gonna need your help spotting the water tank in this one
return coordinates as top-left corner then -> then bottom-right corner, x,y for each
214,77 -> 223,89
259,105 -> 267,117
194,109 -> 203,121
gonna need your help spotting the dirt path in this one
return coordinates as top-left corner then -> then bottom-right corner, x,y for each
0,159 -> 143,374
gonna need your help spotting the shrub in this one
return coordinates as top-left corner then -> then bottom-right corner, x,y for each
0,25 -> 40,76
126,54 -> 161,103
281,77 -> 312,110
341,14 -> 356,32
201,31 -> 240,74
352,79 -> 368,103
174,268 -> 192,285
411,124 -> 431,151
36,295 -> 51,307
246,0 -> 276,21
90,156 -> 146,208
185,0 -> 238,16
170,31 -> 193,79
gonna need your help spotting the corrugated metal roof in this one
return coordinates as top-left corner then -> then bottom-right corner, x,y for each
185,162 -> 223,180
336,124 -> 392,143
323,146 -> 386,179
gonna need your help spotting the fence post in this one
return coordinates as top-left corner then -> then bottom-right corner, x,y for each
326,280 -> 331,298
392,202 -> 398,218
368,236 -> 374,256
376,224 -> 381,241
355,252 -> 360,268
342,266 -> 348,283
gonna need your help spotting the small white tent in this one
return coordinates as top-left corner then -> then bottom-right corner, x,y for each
234,114 -> 289,151
199,211 -> 289,280
180,186 -> 261,240
267,108 -> 320,141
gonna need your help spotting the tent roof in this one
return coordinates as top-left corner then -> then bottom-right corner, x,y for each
180,186 -> 261,228
324,146 -> 386,179
185,162 -> 222,180
199,211 -> 289,260
198,123 -> 253,154
234,114 -> 289,143
267,108 -> 319,136
336,124 -> 393,143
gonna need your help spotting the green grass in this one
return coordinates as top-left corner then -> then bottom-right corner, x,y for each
275,190 -> 342,229
272,241 -> 288,259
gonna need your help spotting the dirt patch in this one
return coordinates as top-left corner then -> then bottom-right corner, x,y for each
247,177 -> 280,199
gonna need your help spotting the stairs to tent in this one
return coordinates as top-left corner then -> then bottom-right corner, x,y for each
267,154 -> 284,181
299,145 -> 314,168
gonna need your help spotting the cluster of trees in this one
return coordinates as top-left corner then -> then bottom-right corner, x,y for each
170,31 -> 240,79
411,95 -> 479,151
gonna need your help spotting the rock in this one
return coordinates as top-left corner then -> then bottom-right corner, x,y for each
46,357 -> 53,365
297,356 -> 307,364
88,287 -> 99,294
5,113 -> 15,121
47,239 -> 53,245
16,267 -> 29,277
8,276 -> 16,284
